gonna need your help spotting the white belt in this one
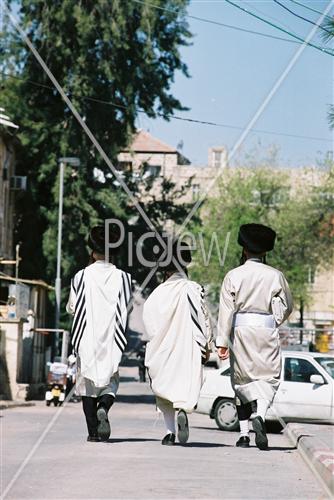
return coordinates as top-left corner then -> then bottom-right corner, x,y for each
234,312 -> 276,328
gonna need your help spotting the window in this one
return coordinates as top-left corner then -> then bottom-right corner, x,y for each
213,150 -> 222,168
284,357 -> 321,383
143,165 -> 161,178
117,161 -> 132,172
308,267 -> 316,284
315,357 -> 334,379
192,184 -> 200,200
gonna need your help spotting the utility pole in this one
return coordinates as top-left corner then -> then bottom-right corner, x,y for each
54,157 -> 80,356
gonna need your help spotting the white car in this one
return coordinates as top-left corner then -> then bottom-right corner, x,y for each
196,351 -> 334,431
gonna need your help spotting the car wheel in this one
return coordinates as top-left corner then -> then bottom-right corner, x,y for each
214,398 -> 239,431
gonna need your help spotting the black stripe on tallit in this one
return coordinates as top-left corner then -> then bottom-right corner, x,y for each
71,291 -> 86,347
114,332 -> 125,352
122,273 -> 130,306
191,313 -> 204,335
126,273 -> 131,293
114,289 -> 127,353
71,271 -> 86,349
73,309 -> 87,351
187,294 -> 198,318
115,322 -> 127,347
196,340 -> 207,357
71,278 -> 77,295
74,319 -> 86,352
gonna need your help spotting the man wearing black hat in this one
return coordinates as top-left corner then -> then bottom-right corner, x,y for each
67,225 -> 132,442
216,223 -> 293,450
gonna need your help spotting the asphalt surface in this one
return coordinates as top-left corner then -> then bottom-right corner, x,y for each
1,368 -> 327,500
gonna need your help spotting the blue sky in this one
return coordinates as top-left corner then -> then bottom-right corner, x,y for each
139,0 -> 333,166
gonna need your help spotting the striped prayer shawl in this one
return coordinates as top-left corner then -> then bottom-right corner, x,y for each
187,292 -> 207,360
70,268 -> 132,355
71,270 -> 86,352
114,272 -> 132,353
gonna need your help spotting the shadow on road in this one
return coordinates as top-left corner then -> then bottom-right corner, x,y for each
117,394 -> 155,404
180,442 -> 233,448
106,438 -> 160,443
266,446 -> 296,451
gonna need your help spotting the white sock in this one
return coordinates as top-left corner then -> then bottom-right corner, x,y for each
256,398 -> 270,421
163,408 -> 176,434
239,419 -> 249,437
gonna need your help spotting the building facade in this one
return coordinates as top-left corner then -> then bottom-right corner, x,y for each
0,108 -> 19,262
117,130 -> 228,202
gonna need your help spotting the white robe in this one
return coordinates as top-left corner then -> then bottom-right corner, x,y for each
67,261 -> 132,391
143,272 -> 211,412
216,259 -> 293,403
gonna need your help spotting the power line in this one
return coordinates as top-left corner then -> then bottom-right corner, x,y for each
273,0 -> 332,36
131,0 -> 301,45
1,71 -> 331,143
288,0 -> 334,22
225,0 -> 334,56
133,0 -> 333,55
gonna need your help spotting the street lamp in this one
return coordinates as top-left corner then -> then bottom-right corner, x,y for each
55,157 -> 80,355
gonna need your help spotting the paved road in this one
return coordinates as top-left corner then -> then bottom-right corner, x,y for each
2,370 -> 326,500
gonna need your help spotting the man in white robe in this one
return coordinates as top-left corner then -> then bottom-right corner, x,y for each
67,226 -> 132,442
216,223 -> 293,450
143,242 -> 212,446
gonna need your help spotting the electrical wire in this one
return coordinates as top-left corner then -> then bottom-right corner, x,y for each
243,0 -> 299,33
1,71 -> 331,143
224,0 -> 334,56
132,0 -> 333,55
131,0 -> 300,45
273,0 -> 332,36
288,0 -> 333,22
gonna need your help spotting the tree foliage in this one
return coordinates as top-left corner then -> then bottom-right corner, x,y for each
0,0 -> 192,324
190,166 -> 334,324
321,16 -> 334,129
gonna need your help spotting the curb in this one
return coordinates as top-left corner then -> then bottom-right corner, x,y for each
0,401 -> 35,410
284,423 -> 334,496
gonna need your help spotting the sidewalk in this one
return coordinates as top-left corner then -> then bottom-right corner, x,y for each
0,400 -> 35,410
284,422 -> 334,495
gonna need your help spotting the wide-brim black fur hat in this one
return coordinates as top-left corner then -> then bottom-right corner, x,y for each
238,223 -> 276,253
88,225 -> 121,254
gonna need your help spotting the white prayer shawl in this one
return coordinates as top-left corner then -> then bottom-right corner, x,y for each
143,273 -> 210,412
67,261 -> 132,387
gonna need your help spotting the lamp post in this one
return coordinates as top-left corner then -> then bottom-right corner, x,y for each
55,157 -> 80,355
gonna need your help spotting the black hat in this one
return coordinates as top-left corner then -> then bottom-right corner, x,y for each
238,223 -> 276,253
88,225 -> 121,254
159,239 -> 192,271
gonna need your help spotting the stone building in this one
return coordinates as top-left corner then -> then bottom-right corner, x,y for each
0,108 -> 52,400
0,108 -> 19,262
117,129 -> 227,202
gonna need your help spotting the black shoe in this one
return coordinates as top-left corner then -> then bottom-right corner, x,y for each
236,435 -> 250,448
177,409 -> 189,444
161,433 -> 176,446
97,407 -> 111,441
87,435 -> 100,442
252,416 -> 268,450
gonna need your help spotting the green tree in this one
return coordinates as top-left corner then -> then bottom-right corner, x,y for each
321,16 -> 334,128
190,166 -> 334,326
0,0 -> 192,321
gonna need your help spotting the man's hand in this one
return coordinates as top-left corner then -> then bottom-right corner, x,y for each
217,346 -> 229,360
